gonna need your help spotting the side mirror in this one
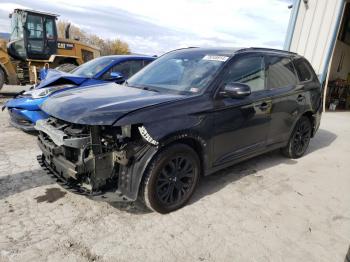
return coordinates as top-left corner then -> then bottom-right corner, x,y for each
110,71 -> 123,79
109,71 -> 125,84
220,83 -> 251,98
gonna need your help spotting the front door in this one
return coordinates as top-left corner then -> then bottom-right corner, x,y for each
25,13 -> 45,59
212,54 -> 272,166
25,14 -> 57,60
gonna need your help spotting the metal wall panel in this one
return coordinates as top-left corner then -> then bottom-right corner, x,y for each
289,0 -> 343,77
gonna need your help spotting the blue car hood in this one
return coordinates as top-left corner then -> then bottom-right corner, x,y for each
36,70 -> 88,88
41,83 -> 186,125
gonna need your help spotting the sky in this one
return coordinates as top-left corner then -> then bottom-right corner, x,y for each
0,0 -> 293,55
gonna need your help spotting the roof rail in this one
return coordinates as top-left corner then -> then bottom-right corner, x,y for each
237,47 -> 297,55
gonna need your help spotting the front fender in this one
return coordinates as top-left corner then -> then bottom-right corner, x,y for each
118,145 -> 158,201
139,118 -> 211,174
142,114 -> 205,141
5,97 -> 46,111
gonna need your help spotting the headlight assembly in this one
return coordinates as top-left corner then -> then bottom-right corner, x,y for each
23,84 -> 76,99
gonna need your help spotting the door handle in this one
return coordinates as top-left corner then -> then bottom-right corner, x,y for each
297,95 -> 305,103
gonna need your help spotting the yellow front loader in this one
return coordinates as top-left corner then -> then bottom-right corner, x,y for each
0,9 -> 100,89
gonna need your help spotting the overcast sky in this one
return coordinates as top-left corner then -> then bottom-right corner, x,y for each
0,0 -> 293,55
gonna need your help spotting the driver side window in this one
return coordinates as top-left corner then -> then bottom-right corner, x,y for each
27,14 -> 43,38
222,55 -> 266,92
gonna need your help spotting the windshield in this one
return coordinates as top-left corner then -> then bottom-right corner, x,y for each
127,49 -> 230,94
70,57 -> 114,78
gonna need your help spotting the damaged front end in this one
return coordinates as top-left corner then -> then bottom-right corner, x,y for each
35,117 -> 158,201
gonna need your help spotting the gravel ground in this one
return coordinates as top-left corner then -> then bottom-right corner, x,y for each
0,86 -> 349,262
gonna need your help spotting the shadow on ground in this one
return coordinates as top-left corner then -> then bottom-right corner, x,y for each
108,128 -> 337,214
0,169 -> 55,200
3,129 -> 336,214
189,128 -> 337,205
308,128 -> 337,154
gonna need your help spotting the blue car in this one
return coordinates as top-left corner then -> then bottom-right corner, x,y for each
4,55 -> 155,131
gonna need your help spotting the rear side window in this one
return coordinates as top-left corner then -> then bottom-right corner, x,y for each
223,55 -> 266,92
267,56 -> 297,89
293,58 -> 313,82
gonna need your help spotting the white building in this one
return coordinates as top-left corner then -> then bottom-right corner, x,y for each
285,0 -> 350,110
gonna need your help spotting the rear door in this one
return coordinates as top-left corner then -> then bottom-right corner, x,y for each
212,53 -> 272,166
265,55 -> 301,145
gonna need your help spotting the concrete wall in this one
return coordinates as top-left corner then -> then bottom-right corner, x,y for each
288,0 -> 344,77
329,40 -> 350,81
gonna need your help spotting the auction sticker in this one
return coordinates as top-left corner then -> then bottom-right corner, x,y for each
203,55 -> 229,62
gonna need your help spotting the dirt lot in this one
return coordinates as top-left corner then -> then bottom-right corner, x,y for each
0,86 -> 349,262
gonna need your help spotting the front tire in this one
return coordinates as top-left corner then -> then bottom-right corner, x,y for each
140,144 -> 200,213
281,116 -> 312,159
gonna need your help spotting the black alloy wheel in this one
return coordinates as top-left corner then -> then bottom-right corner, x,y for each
282,116 -> 312,159
141,144 -> 200,213
156,156 -> 195,206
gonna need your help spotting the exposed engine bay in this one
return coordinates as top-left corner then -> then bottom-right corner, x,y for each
36,117 -> 158,201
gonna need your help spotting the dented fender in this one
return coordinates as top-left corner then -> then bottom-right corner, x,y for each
118,144 -> 158,201
141,115 -> 204,141
136,116 -> 211,173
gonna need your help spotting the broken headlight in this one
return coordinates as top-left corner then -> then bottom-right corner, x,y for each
23,84 -> 76,99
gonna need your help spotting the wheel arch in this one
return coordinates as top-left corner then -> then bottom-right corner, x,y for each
286,110 -> 316,142
158,132 -> 208,176
301,110 -> 316,137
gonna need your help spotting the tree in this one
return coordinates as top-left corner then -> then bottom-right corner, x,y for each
57,20 -> 130,55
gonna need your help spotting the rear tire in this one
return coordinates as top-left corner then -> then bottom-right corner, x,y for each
281,116 -> 312,159
140,144 -> 200,213
0,67 -> 5,90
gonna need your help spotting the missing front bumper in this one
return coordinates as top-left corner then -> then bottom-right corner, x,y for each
37,154 -> 132,202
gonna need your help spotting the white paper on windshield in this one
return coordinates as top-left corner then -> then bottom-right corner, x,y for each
202,55 -> 229,62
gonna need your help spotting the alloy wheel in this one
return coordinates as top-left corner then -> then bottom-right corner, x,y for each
156,156 -> 195,206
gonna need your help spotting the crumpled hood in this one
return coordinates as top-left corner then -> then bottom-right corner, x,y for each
41,83 -> 186,125
36,70 -> 88,89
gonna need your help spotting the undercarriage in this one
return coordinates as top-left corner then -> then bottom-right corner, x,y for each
36,117 -> 157,201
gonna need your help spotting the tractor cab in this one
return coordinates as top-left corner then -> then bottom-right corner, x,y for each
7,9 -> 58,61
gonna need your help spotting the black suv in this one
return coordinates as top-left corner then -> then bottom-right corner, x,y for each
35,47 -> 322,213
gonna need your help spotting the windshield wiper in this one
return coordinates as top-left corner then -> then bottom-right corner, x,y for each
141,86 -> 159,92
128,83 -> 160,92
